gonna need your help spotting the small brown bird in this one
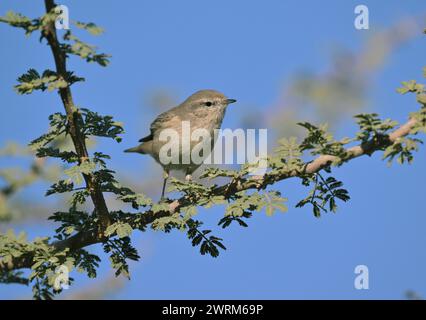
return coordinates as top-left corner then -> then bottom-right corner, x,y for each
125,89 -> 236,198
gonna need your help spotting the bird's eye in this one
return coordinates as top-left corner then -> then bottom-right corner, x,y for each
205,101 -> 213,107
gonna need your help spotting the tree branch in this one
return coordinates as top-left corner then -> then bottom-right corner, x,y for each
0,114 -> 419,273
42,0 -> 110,233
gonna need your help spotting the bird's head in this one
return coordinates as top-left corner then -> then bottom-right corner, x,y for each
183,89 -> 236,111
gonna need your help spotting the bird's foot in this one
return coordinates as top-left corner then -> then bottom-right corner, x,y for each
163,171 -> 169,179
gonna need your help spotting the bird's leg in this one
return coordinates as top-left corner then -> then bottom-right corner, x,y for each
161,170 -> 169,200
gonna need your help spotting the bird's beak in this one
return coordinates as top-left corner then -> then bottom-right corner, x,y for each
226,98 -> 237,105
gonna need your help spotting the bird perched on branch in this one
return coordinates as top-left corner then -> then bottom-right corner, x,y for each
125,89 -> 236,199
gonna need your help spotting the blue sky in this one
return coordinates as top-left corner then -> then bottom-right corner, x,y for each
0,0 -> 425,299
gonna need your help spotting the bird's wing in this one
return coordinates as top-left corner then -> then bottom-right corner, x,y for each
138,110 -> 178,142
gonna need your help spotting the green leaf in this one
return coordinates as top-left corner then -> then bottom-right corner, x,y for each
354,113 -> 398,143
116,223 -> 133,238
105,222 -> 133,238
79,108 -> 124,141
73,21 -> 104,35
64,161 -> 97,185
29,113 -> 67,151
182,206 -> 198,221
263,191 -> 288,216
46,180 -> 74,196
265,205 -> 274,216
0,11 -> 40,35
62,31 -> 111,67
14,69 -> 83,94
397,80 -> 424,95
151,202 -> 170,213
151,213 -> 185,231
417,93 -> 426,105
